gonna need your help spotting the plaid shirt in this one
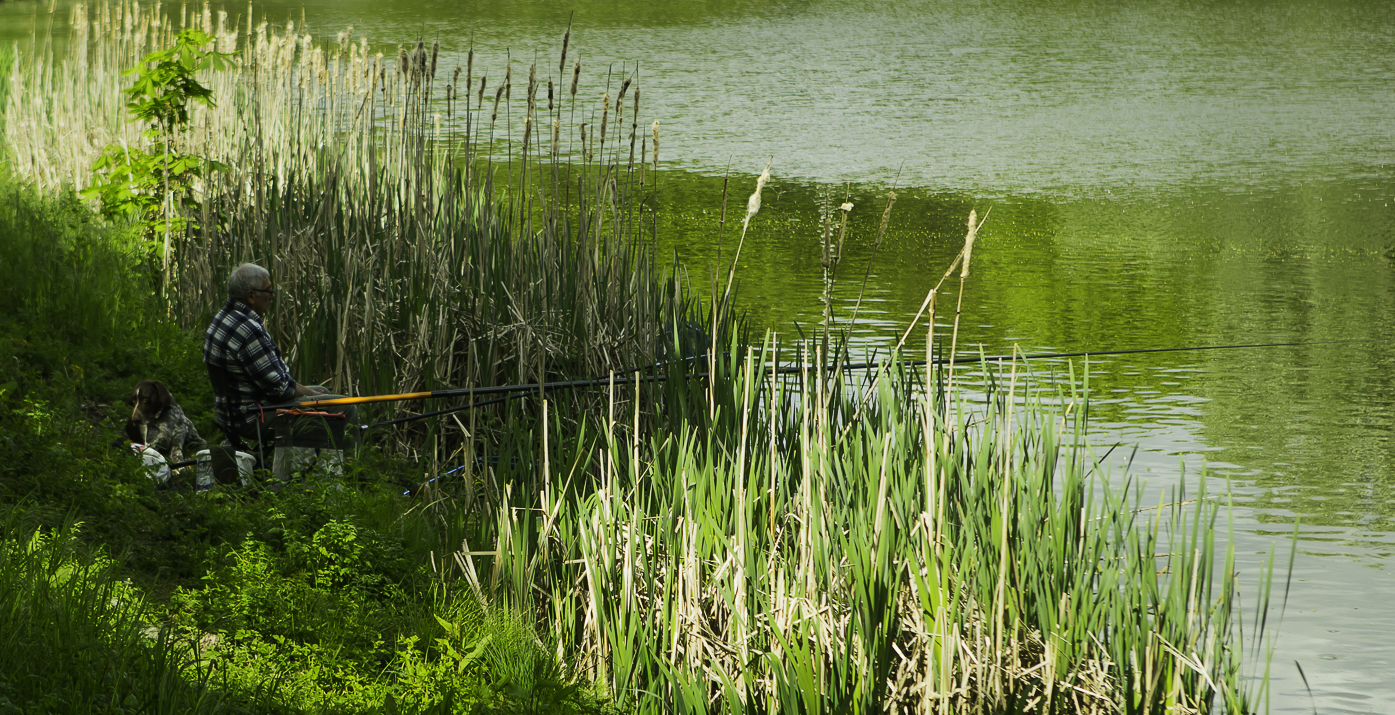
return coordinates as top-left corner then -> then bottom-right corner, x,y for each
203,299 -> 297,433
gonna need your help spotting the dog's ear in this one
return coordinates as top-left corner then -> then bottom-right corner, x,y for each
152,380 -> 173,417
153,380 -> 173,406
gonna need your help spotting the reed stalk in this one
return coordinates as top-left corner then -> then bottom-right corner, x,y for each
5,2 -> 700,463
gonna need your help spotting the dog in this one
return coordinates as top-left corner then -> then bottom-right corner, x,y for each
125,379 -> 205,464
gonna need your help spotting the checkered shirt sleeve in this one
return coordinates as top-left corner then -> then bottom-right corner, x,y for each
203,300 -> 297,431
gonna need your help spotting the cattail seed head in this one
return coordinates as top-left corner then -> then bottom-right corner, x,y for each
492,83 -> 504,121
599,95 -> 609,147
559,25 -> 570,75
652,121 -> 659,167
873,191 -> 896,250
547,80 -> 554,111
961,209 -> 978,279
466,48 -> 474,87
478,75 -> 486,105
504,63 -> 512,102
743,161 -> 772,231
527,65 -> 537,114
617,77 -> 632,109
430,41 -> 438,78
398,48 -> 408,75
570,61 -> 580,97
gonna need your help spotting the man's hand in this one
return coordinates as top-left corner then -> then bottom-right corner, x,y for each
294,382 -> 330,397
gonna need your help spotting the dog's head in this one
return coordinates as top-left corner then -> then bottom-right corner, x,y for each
128,379 -> 173,423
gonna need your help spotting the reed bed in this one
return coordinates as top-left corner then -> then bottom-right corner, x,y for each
3,5 -> 1271,711
5,2 -> 689,462
421,331 -> 1268,713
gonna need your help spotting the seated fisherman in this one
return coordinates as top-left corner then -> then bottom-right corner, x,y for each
203,263 -> 357,452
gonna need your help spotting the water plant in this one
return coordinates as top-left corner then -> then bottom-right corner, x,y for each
0,5 -> 1277,712
436,248 -> 1272,714
6,3 -> 710,468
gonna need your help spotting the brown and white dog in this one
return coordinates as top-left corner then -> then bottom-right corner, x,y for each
125,379 -> 205,464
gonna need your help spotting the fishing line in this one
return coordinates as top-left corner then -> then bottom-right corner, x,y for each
260,338 -> 1376,428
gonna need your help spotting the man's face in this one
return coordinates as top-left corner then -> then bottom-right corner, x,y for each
245,275 -> 275,316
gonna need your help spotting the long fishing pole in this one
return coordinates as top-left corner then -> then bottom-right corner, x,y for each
842,338 -> 1375,374
267,338 -> 1372,414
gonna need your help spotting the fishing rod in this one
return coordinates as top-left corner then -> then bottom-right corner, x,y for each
149,337 -> 1372,476
837,338 -> 1376,374
262,338 -> 1373,425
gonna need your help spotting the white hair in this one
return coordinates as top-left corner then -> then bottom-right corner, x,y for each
227,263 -> 270,301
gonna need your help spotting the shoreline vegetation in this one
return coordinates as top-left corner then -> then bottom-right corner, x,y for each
0,3 -> 1275,713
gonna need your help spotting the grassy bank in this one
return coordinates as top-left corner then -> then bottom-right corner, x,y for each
0,173 -> 1273,712
1,5 -> 1274,713
0,176 -> 617,713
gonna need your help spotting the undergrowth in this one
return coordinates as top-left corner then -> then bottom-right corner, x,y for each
0,175 -> 613,714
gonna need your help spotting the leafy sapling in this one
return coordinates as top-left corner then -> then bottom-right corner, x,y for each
83,29 -> 234,280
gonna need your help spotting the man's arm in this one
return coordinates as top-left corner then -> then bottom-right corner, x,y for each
294,382 -> 328,397
240,326 -> 298,403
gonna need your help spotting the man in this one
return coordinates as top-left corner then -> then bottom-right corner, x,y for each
203,263 -> 354,450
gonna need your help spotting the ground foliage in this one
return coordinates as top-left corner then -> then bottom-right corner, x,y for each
0,176 -> 613,714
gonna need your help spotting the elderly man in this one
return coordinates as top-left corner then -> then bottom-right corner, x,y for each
203,263 -> 355,453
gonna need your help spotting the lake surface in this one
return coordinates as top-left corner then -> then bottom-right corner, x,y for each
7,0 -> 1395,710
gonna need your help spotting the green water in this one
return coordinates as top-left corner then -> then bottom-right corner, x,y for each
6,0 -> 1395,709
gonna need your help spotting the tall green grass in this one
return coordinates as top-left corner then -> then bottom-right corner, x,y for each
0,525 -> 232,714
5,2 -> 715,466
427,336 -> 1268,713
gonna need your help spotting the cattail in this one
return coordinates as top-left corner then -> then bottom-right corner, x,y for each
874,191 -> 896,250
632,86 -> 640,125
651,121 -> 659,168
742,161 -> 771,232
492,83 -> 504,121
579,122 -> 588,161
551,118 -> 560,159
504,63 -> 511,102
547,80 -> 554,111
477,75 -> 486,106
430,40 -> 438,79
616,77 -> 631,111
398,48 -> 408,76
836,202 -> 853,261
559,24 -> 571,75
570,61 -> 580,97
522,116 -> 532,151
961,209 -> 978,279
453,66 -> 461,87
466,48 -> 474,91
415,39 -> 426,76
599,93 -> 609,150
527,64 -> 537,114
